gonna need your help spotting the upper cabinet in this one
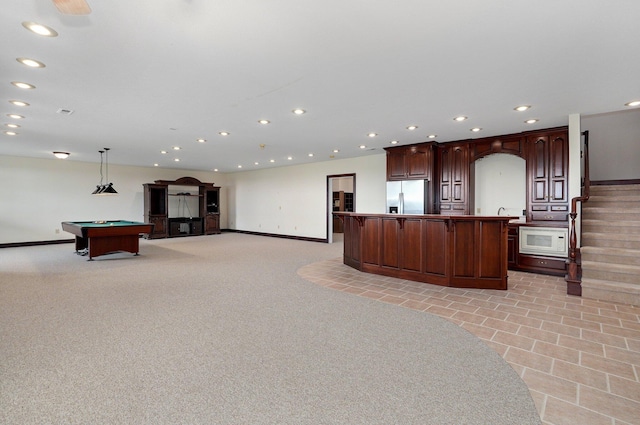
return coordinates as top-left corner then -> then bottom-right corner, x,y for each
526,129 -> 569,221
385,143 -> 434,181
437,143 -> 470,215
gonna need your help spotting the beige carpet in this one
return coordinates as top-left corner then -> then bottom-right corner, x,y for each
0,233 -> 540,424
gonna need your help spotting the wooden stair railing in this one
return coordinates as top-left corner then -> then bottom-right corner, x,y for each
566,130 -> 590,296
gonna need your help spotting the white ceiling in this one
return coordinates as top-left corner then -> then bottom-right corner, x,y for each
2,0 -> 639,173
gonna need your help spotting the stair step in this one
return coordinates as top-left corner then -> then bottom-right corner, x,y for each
581,278 -> 640,306
581,207 -> 640,221
581,246 -> 640,266
587,195 -> 640,204
581,219 -> 640,234
581,260 -> 640,284
590,184 -> 640,195
582,232 -> 640,250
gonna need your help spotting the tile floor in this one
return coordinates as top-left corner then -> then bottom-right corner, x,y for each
298,258 -> 640,425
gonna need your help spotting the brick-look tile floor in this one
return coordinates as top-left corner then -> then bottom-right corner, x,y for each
298,258 -> 640,425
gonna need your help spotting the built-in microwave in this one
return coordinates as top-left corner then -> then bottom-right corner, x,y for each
519,226 -> 568,258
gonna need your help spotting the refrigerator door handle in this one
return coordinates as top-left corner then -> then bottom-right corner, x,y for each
399,192 -> 404,214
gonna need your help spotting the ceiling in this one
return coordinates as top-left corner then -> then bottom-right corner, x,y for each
2,1 -> 639,173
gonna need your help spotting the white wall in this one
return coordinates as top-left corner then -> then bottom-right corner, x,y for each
474,154 -> 526,217
0,155 -> 227,244
226,154 -> 386,239
582,108 -> 640,181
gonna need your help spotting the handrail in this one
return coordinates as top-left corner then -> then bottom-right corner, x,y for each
566,130 -> 590,295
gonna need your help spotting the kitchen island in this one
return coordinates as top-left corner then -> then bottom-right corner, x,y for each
335,213 -> 516,290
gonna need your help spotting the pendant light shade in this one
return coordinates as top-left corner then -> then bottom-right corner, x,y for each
92,148 -> 118,195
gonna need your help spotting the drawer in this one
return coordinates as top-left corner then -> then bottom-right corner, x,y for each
518,255 -> 566,271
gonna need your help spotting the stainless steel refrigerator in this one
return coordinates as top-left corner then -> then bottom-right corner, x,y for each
386,180 -> 426,214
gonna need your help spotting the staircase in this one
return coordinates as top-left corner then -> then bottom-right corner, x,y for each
580,184 -> 640,306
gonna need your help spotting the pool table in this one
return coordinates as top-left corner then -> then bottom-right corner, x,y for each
61,220 -> 154,260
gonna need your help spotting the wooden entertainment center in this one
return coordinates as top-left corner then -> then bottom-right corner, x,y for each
143,176 -> 220,239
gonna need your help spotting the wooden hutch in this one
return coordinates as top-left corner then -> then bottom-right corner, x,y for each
143,176 -> 220,239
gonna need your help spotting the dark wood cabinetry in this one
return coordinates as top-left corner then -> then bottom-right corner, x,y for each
143,177 -> 220,239
143,184 -> 168,238
470,135 -> 525,161
436,143 -> 470,215
526,130 -> 569,221
385,143 -> 434,181
338,213 -> 511,289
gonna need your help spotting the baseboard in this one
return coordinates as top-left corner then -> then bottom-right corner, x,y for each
224,229 -> 327,243
0,239 -> 74,249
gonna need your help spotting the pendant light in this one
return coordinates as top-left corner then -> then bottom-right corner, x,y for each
91,148 -> 118,195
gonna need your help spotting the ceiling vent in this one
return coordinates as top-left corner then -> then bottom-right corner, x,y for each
57,108 -> 74,115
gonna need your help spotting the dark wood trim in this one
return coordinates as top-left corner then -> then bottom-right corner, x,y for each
225,229 -> 327,243
591,179 -> 640,186
1,238 -> 73,249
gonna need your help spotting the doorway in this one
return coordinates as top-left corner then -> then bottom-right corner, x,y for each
327,174 -> 356,244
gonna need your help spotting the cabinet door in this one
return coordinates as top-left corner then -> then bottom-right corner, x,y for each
205,214 -> 220,234
548,132 -> 568,203
438,144 -> 469,214
406,145 -> 432,180
386,148 -> 406,180
526,130 -> 569,221
528,135 -> 549,203
149,217 -> 167,237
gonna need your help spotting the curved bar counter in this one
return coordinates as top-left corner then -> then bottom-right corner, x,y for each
335,213 -> 516,290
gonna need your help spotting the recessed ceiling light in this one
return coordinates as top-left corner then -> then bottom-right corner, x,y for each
5,123 -> 20,128
53,151 -> 69,159
213,168 -> 219,172
22,21 -> 58,37
333,149 -> 340,153
219,131 -> 229,136
174,158 -> 180,162
390,140 -> 398,144
238,165 -> 243,168
17,57 -> 46,68
287,156 -> 293,160
470,127 -> 482,132
454,116 -> 468,122
292,109 -> 306,115
5,131 -> 18,136
9,100 -> 29,107
514,105 -> 531,112
258,119 -> 270,124
11,81 -> 35,89
625,100 -> 640,107
308,153 -> 314,157
160,150 -> 167,154
173,146 -> 181,150
525,119 -> 539,124
359,145 -> 366,149
428,134 -> 437,139
406,125 -> 418,130
196,138 -> 206,143
254,162 -> 259,165
270,159 -> 275,163
368,133 -> 377,137
154,163 -> 159,167
7,114 -> 24,120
